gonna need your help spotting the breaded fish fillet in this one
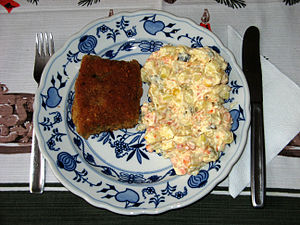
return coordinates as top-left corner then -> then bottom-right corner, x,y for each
72,55 -> 143,139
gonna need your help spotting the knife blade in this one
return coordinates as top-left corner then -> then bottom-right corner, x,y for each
242,26 -> 266,208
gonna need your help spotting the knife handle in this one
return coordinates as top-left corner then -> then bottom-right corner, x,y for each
250,103 -> 266,208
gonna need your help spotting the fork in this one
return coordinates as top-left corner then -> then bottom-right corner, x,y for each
29,33 -> 55,193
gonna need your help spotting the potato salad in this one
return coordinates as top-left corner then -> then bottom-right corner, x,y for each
138,45 -> 233,175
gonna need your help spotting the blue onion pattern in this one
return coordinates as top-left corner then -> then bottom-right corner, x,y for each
46,128 -> 66,151
174,189 -> 187,199
225,63 -> 232,75
114,188 -> 141,208
140,14 -> 180,38
47,139 -> 56,151
57,152 -> 78,171
116,16 -> 137,38
161,182 -> 188,199
39,111 -> 62,131
177,34 -> 221,54
142,182 -> 187,208
142,186 -> 165,208
101,40 -> 163,59
78,35 -> 97,54
98,24 -> 109,33
177,34 -> 204,48
96,16 -> 136,43
224,97 -> 235,103
118,172 -> 145,184
187,170 -> 209,188
143,187 -> 156,195
92,129 -> 149,165
187,153 -> 224,189
98,184 -> 144,208
209,45 -> 220,54
230,105 -> 246,143
63,35 -> 98,74
230,80 -> 243,94
139,40 -> 163,52
230,105 -> 245,132
114,140 -> 131,158
96,24 -> 120,42
57,152 -> 102,187
40,73 -> 66,110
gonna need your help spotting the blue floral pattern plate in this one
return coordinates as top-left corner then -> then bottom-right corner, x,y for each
34,10 -> 250,215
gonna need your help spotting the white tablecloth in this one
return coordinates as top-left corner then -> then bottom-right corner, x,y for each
0,0 -> 299,196
2,0 -> 299,90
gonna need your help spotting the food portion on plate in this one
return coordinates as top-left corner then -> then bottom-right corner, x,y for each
72,55 -> 143,139
71,45 -> 234,176
137,45 -> 234,175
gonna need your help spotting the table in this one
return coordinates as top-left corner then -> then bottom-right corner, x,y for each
1,191 -> 300,225
0,0 -> 300,224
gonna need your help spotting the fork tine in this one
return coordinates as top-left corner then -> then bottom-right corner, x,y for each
49,33 -> 55,56
35,33 -> 40,56
44,33 -> 50,56
39,33 -> 45,57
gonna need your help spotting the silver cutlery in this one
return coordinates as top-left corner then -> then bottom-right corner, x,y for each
242,26 -> 266,208
29,33 -> 55,193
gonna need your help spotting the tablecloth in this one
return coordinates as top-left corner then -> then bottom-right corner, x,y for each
0,0 -> 300,207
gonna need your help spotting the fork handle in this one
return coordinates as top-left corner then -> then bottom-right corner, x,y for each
29,129 -> 45,193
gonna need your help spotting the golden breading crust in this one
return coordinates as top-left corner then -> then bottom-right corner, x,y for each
72,55 -> 143,139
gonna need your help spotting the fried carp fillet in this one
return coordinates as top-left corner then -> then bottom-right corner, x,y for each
72,55 -> 143,139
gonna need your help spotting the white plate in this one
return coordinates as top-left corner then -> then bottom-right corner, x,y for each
34,10 -> 250,215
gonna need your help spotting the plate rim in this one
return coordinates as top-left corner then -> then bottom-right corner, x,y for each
34,9 -> 251,215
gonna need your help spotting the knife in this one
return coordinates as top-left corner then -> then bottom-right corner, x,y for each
242,26 -> 266,208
